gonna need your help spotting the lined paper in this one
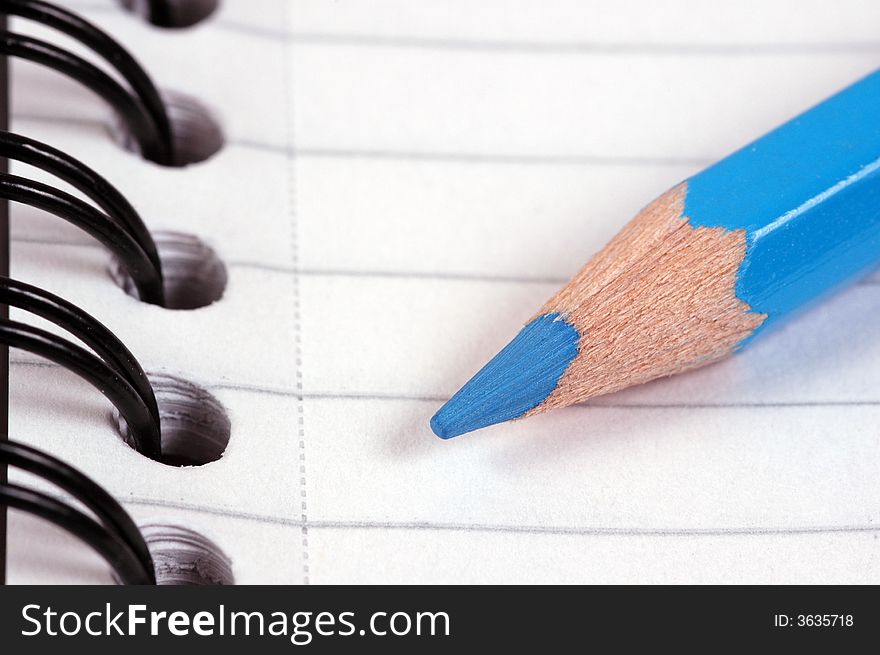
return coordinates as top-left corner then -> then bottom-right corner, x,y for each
6,0 -> 880,584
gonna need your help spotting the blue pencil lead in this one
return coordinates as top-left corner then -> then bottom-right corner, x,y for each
430,313 -> 580,439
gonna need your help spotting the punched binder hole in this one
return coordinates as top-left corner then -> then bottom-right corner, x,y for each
110,231 -> 228,309
139,523 -> 234,585
113,373 -> 231,467
112,89 -> 224,166
119,0 -> 220,29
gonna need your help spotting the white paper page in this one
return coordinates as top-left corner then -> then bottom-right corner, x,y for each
7,0 -> 880,584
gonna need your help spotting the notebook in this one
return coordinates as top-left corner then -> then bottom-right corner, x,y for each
5,0 -> 880,584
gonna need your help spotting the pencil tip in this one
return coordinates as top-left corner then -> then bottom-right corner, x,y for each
430,313 -> 580,439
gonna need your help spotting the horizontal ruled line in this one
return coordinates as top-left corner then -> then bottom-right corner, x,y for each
10,233 -> 880,287
290,146 -> 710,168
285,33 -> 880,56
121,496 -> 880,539
29,488 -> 879,540
11,112 -> 711,167
9,357 -> 880,409
52,2 -> 880,56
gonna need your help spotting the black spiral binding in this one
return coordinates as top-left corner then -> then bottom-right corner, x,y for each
0,131 -> 166,305
0,230 -> 162,583
0,5 -> 8,589
0,439 -> 155,584
0,0 -> 175,164
0,277 -> 161,583
0,276 -> 162,458
0,0 -> 221,585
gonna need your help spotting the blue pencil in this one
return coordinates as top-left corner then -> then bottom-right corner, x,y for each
431,70 -> 880,440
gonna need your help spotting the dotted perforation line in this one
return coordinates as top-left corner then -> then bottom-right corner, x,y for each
281,0 -> 310,586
